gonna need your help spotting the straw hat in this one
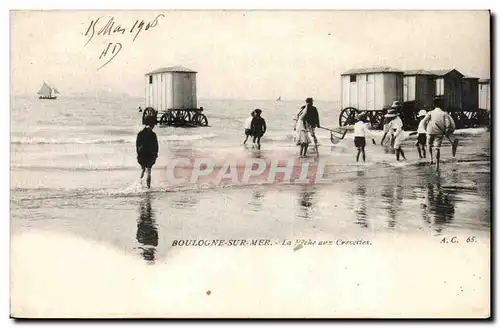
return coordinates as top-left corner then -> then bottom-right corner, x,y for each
384,108 -> 399,118
417,109 -> 427,117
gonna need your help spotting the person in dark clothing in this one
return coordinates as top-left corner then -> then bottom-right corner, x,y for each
301,97 -> 321,147
250,109 -> 267,150
243,110 -> 255,145
136,115 -> 159,189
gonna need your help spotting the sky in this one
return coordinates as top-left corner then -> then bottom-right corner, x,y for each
10,10 -> 490,101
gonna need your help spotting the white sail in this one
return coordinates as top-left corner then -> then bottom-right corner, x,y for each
37,82 -> 52,97
37,82 -> 60,98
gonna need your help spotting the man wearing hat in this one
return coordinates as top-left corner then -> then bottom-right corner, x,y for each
421,98 -> 458,169
415,109 -> 428,159
300,97 -> 321,147
380,101 -> 406,161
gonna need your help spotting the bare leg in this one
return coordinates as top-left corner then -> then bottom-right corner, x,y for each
140,166 -> 145,179
436,149 -> 441,170
417,145 -> 422,159
303,143 -> 309,156
243,135 -> 249,144
429,146 -> 434,164
146,168 -> 152,189
400,148 -> 406,160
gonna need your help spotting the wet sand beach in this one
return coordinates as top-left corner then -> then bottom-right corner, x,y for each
10,96 -> 491,317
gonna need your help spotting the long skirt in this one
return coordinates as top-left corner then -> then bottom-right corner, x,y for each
296,129 -> 311,145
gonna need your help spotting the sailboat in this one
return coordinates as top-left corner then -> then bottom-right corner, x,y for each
276,96 -> 281,101
38,81 -> 60,100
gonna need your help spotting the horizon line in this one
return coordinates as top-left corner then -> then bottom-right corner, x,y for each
10,94 -> 340,103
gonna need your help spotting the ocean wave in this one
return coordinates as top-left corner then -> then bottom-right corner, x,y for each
11,138 -> 130,145
163,133 -> 217,141
10,133 -> 218,145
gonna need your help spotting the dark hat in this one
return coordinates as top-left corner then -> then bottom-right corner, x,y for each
254,108 -> 262,114
390,101 -> 401,108
142,107 -> 157,126
433,97 -> 444,108
305,97 -> 313,103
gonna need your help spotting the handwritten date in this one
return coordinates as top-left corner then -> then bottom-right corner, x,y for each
84,14 -> 165,70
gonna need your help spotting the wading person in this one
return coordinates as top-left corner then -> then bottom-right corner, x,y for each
415,109 -> 428,159
295,104 -> 311,157
353,113 -> 373,162
251,109 -> 266,150
301,97 -> 321,148
243,110 -> 255,145
136,115 -> 159,189
381,101 -> 406,161
422,98 -> 458,170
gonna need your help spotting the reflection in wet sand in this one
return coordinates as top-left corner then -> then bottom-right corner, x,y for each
249,190 -> 264,210
297,185 -> 316,220
136,193 -> 158,263
352,170 -> 368,228
380,168 -> 404,229
427,173 -> 456,234
171,194 -> 199,209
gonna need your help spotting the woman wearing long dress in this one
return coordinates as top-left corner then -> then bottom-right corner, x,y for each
295,107 -> 311,157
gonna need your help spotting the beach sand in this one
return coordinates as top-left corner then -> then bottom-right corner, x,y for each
10,96 -> 491,318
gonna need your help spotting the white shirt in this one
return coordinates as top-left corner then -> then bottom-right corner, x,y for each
384,116 -> 403,136
417,118 -> 426,134
353,121 -> 372,137
422,107 -> 453,135
244,116 -> 253,129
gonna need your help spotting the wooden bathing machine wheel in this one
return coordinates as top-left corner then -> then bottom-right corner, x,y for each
339,107 -> 358,127
339,107 -> 385,129
191,112 -> 208,126
460,109 -> 490,128
157,109 -> 209,127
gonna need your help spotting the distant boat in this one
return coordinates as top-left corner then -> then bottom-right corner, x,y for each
276,96 -> 281,101
38,82 -> 60,100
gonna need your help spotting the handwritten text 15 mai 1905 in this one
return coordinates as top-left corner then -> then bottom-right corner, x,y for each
83,13 -> 165,70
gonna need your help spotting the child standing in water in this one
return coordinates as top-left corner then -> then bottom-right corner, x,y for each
353,113 -> 373,162
381,103 -> 406,161
136,114 -> 159,189
243,110 -> 255,145
250,109 -> 266,150
415,109 -> 428,159
295,105 -> 311,157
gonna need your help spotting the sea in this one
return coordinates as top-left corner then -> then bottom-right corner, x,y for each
10,95 -> 491,317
